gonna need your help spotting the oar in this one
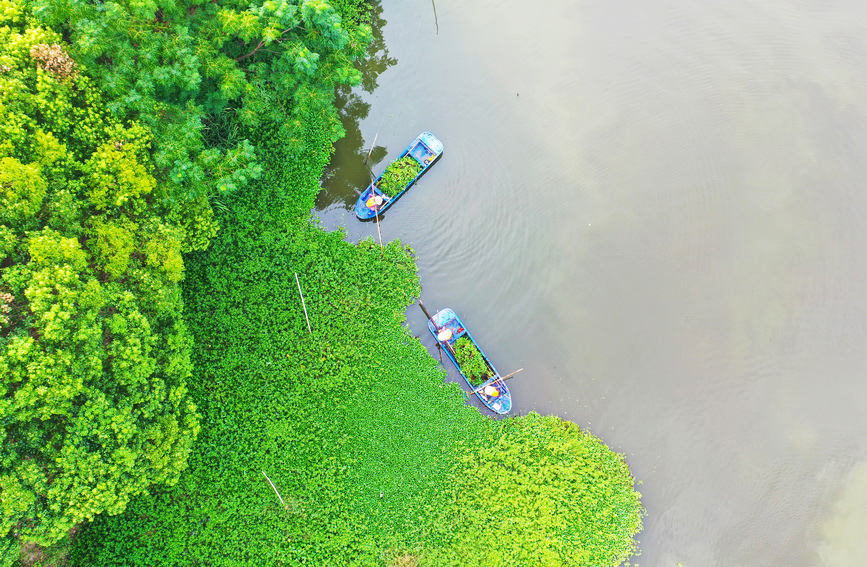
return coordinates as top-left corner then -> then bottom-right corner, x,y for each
418,299 -> 433,320
466,368 -> 524,396
365,170 -> 384,251
373,199 -> 384,251
418,300 -> 457,358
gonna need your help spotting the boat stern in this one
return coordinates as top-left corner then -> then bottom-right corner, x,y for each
479,383 -> 512,414
354,185 -> 387,220
419,132 -> 444,156
430,308 -> 457,330
409,132 -> 444,167
489,392 -> 512,414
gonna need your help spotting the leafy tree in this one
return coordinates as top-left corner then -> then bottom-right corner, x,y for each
0,7 -> 204,562
31,0 -> 373,203
0,158 -> 46,225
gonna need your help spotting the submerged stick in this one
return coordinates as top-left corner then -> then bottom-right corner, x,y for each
294,273 -> 312,334
262,470 -> 286,508
365,132 -> 379,164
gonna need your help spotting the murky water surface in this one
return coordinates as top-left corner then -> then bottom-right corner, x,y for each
316,1 -> 867,564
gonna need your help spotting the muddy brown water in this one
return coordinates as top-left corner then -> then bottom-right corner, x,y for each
316,0 -> 867,565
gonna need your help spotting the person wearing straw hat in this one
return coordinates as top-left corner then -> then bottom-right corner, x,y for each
366,193 -> 384,210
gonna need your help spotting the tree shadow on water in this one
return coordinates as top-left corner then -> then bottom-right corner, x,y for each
318,1 -> 397,210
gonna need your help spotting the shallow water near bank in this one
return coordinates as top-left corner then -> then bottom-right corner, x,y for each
317,0 -> 867,565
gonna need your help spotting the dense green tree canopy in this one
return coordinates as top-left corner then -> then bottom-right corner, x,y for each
1,0 -> 374,562
0,5 -> 204,560
31,0 -> 372,202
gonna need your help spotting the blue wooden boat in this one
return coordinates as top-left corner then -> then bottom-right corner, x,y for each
354,132 -> 444,220
426,308 -> 512,415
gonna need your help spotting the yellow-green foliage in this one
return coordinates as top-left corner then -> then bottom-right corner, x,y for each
0,157 -> 46,223
84,129 -> 157,211
430,414 -> 644,566
0,9 -> 207,562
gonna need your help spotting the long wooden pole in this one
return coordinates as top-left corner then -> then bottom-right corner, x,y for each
294,273 -> 311,334
262,470 -> 286,508
366,166 -> 384,250
418,299 -> 433,320
374,203 -> 384,250
418,300 -> 457,357
468,368 -> 524,396
365,132 -> 378,164
420,299 -> 444,362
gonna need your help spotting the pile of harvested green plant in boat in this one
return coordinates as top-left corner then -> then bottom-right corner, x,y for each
377,156 -> 422,197
454,337 -> 491,385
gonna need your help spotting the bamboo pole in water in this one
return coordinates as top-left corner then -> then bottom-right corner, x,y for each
364,132 -> 378,164
374,202 -> 384,250
366,167 -> 384,251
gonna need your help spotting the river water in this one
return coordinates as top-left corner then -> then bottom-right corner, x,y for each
316,0 -> 867,565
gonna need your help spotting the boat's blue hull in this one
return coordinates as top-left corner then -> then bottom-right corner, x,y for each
426,308 -> 512,414
354,132 -> 444,220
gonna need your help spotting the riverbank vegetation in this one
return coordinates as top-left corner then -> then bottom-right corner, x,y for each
1,1 -> 643,565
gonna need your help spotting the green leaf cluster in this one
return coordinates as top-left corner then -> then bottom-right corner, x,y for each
377,156 -> 421,197
30,0 -> 373,203
454,336 -> 492,385
69,97 -> 642,567
1,0 -> 644,565
0,9 -> 205,562
429,414 -> 644,567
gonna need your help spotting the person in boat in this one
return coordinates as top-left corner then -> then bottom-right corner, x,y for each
436,328 -> 452,342
482,384 -> 500,398
365,184 -> 389,210
365,193 -> 384,210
